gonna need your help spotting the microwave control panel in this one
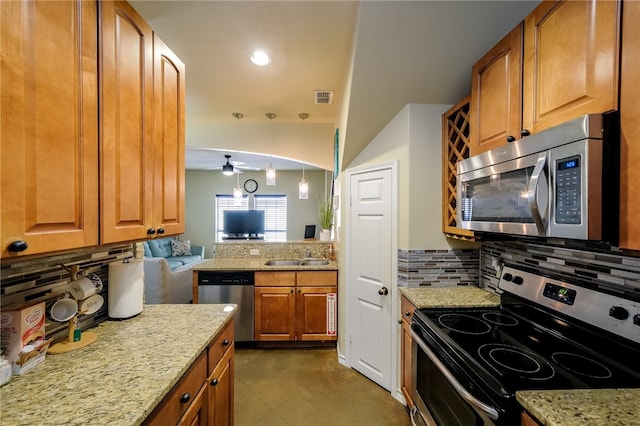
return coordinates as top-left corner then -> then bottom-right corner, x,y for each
555,156 -> 581,224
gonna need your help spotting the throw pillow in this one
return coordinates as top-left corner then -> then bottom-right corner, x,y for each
171,239 -> 192,256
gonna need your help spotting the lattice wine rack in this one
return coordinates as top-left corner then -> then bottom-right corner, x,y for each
442,96 -> 475,240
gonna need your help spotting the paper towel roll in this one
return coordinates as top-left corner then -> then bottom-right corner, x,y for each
108,259 -> 144,319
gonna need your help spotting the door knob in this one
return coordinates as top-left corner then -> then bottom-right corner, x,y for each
378,287 -> 389,296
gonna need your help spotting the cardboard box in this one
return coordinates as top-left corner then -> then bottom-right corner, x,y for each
0,302 -> 47,371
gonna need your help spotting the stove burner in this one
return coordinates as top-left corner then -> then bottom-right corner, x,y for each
479,344 -> 555,381
438,313 -> 491,335
551,352 -> 613,379
481,312 -> 519,326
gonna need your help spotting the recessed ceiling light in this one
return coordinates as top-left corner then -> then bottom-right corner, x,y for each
249,50 -> 271,66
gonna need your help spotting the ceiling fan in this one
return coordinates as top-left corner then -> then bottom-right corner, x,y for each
215,154 -> 262,174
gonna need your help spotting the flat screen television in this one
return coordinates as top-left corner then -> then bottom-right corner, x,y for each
223,210 -> 265,238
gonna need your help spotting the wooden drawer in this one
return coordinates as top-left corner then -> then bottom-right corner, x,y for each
144,351 -> 207,426
401,295 -> 416,324
208,320 -> 234,374
297,271 -> 338,286
255,271 -> 296,286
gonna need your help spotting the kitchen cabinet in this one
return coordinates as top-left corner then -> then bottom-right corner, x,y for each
1,0 -> 99,257
1,0 -> 185,257
469,0 -> 620,156
522,0 -> 620,134
619,0 -> 640,251
441,97 -> 474,240
145,319 -> 234,426
470,23 -> 523,155
255,271 -> 338,342
521,410 -> 542,426
101,1 -> 185,244
400,295 -> 417,408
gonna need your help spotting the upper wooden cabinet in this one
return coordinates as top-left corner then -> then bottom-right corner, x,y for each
101,1 -> 185,244
522,0 -> 620,133
470,0 -> 621,156
1,0 -> 99,257
619,0 -> 640,251
100,0 -> 155,244
470,23 -> 523,155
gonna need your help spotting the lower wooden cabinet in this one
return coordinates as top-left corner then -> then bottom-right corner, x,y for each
255,271 -> 338,342
144,320 -> 234,426
521,410 -> 542,426
400,295 -> 417,408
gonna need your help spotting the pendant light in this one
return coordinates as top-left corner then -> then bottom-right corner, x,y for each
298,113 -> 310,199
232,112 -> 244,205
265,113 -> 276,185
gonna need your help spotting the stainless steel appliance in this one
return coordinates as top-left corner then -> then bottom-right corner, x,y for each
198,271 -> 254,341
410,265 -> 640,425
457,112 -> 619,242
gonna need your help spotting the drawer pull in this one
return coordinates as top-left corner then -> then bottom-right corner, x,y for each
179,393 -> 191,403
222,339 -> 229,346
211,378 -> 219,386
8,240 -> 28,252
405,311 -> 411,317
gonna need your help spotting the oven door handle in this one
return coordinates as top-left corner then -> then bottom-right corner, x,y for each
411,330 -> 500,421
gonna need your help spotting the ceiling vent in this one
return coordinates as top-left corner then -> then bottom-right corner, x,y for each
314,90 -> 334,104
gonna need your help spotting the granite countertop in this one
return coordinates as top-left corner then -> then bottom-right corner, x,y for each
0,304 -> 236,426
193,257 -> 339,271
399,285 -> 500,309
517,389 -> 640,426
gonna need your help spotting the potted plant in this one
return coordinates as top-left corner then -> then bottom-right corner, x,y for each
318,195 -> 333,241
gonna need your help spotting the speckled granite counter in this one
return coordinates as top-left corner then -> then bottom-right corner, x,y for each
193,257 -> 338,271
517,389 -> 640,426
399,286 -> 500,308
0,304 -> 236,426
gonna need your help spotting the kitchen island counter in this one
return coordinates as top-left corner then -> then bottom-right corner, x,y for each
0,304 -> 236,426
193,257 -> 339,271
517,388 -> 640,426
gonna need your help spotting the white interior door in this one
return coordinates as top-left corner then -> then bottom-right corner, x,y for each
348,164 -> 394,390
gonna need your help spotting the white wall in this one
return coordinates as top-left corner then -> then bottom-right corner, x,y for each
183,169 -> 330,257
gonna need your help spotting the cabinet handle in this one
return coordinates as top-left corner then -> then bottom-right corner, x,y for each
506,135 -> 516,143
405,311 -> 411,317
8,240 -> 28,252
520,129 -> 531,137
291,289 -> 294,293
222,339 -> 229,346
157,228 -> 165,235
179,393 -> 191,403
211,378 -> 219,386
398,319 -> 403,324
147,228 -> 156,235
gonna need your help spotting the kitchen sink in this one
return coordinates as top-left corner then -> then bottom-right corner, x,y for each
264,259 -> 301,266
264,258 -> 330,266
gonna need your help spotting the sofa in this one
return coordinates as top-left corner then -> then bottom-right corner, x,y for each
142,237 -> 206,304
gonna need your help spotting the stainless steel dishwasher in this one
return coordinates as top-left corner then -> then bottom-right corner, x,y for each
197,271 -> 254,341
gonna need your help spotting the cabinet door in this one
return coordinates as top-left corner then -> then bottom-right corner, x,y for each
254,286 -> 296,340
296,286 -> 338,341
152,34 -> 186,237
400,296 -> 416,408
522,0 -> 620,134
177,384 -> 207,426
297,270 -> 337,286
100,0 -> 154,244
207,345 -> 234,426
1,0 -> 99,257
470,23 -> 523,155
619,0 -> 640,250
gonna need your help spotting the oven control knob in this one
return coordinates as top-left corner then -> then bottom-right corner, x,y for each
609,306 -> 629,321
633,314 -> 640,326
512,276 -> 524,285
502,273 -> 513,282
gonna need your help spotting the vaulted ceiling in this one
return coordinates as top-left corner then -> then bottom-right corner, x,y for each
129,1 -> 539,172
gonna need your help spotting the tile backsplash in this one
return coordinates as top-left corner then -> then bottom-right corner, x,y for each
398,249 -> 480,287
1,244 -> 133,341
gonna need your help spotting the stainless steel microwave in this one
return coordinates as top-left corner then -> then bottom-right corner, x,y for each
457,112 -> 619,243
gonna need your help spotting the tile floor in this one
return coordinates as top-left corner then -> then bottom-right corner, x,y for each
234,347 -> 412,426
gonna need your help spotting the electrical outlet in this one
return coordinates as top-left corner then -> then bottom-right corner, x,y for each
250,249 -> 259,256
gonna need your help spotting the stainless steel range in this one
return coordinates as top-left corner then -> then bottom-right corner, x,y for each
410,265 -> 640,425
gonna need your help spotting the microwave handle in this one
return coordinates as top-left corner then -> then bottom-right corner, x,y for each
528,153 -> 548,235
